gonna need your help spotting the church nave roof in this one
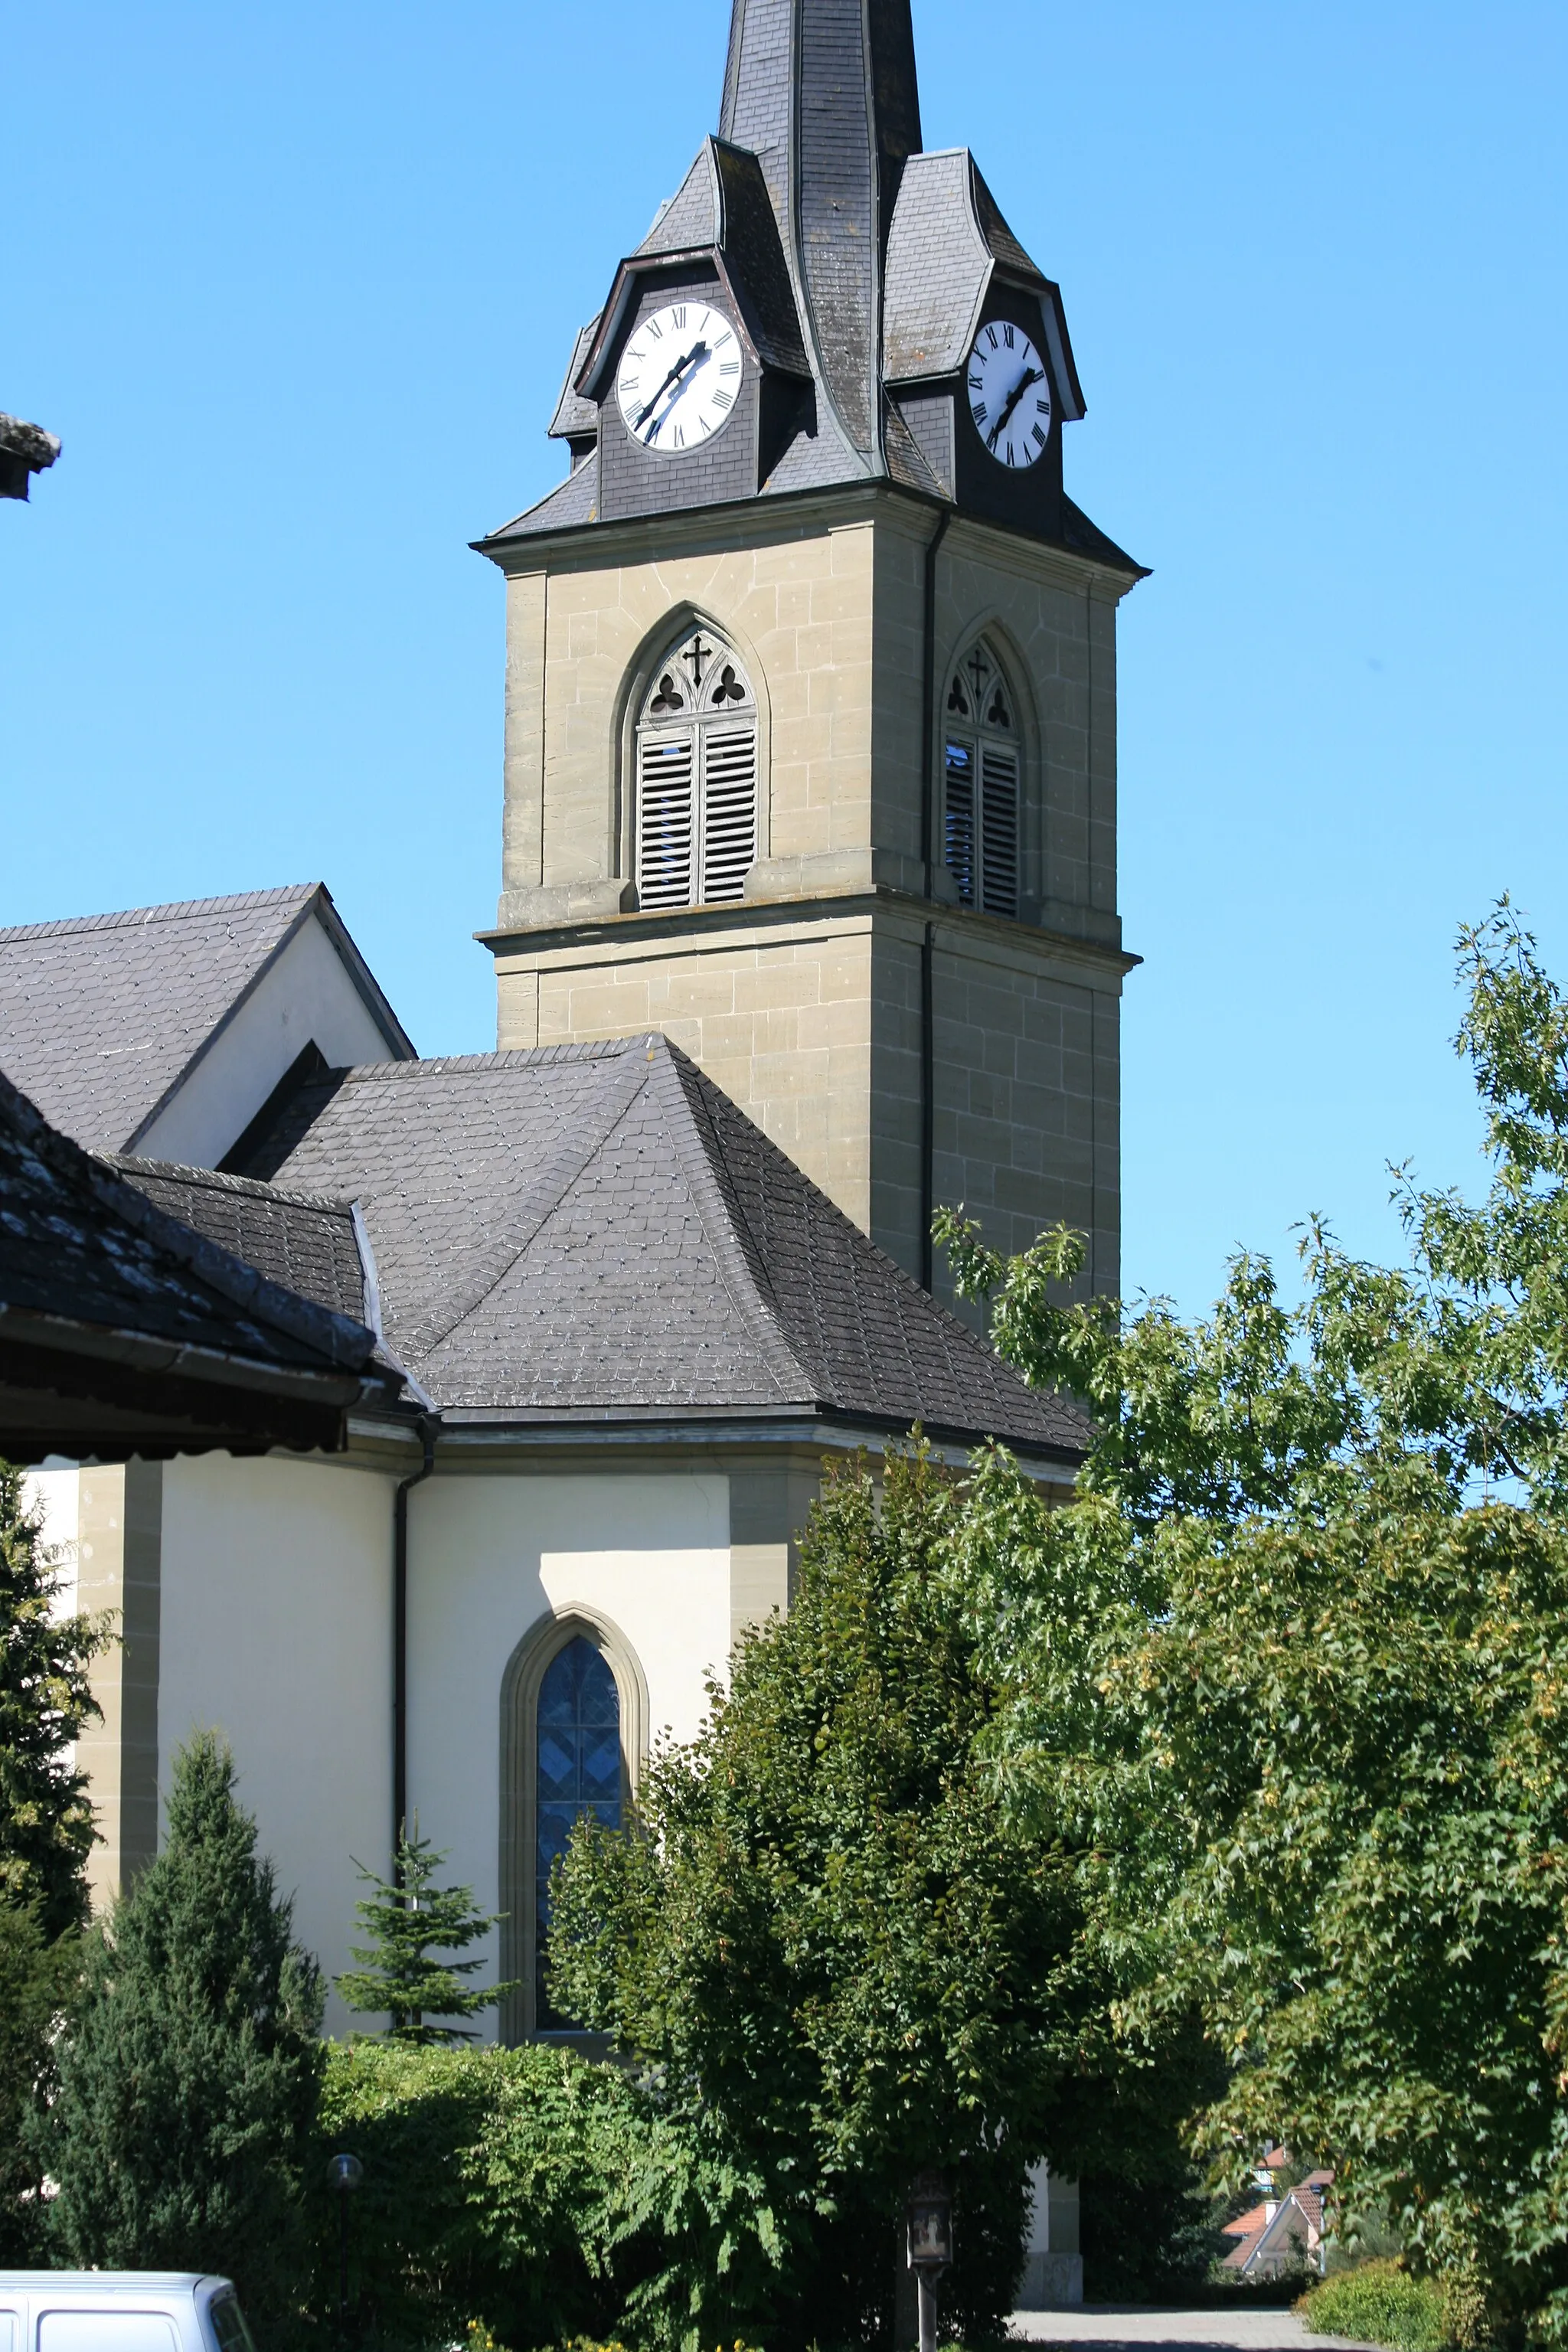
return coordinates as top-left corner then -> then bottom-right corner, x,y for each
128,1034 -> 1088,1462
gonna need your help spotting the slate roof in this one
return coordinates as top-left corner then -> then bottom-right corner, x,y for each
0,1067 -> 401,1459
196,1034 -> 1086,1457
109,1159 -> 368,1324
0,884 -> 413,1155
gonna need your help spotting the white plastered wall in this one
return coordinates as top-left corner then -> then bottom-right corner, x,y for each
135,914 -> 400,1168
156,1453 -> 397,2034
404,1470 -> 732,2032
26,1468 -> 80,1609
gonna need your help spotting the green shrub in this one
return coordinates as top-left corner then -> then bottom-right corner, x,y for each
1298,2261 -> 1447,2350
311,2039 -> 784,2352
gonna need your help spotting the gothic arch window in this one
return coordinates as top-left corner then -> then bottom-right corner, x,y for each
498,1609 -> 648,2043
943,641 -> 1020,920
635,629 -> 758,910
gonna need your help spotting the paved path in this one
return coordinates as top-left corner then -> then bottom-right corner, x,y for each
1009,2307 -> 1375,2352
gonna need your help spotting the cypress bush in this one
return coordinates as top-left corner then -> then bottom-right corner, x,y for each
44,1732 -> 325,2322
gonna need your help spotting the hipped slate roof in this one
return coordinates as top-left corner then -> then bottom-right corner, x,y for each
0,884 -> 411,1155
0,1067 -> 402,1460
143,1034 -> 1086,1458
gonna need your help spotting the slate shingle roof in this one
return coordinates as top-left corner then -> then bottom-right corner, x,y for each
0,884 -> 412,1155
108,1159 -> 368,1323
0,1067 -> 400,1459
211,1034 -> 1086,1457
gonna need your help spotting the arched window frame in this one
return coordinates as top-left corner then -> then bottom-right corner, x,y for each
629,626 -> 761,912
498,1607 -> 648,2045
942,639 -> 1022,920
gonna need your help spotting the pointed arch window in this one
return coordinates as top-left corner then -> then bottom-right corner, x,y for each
635,629 -> 758,910
534,1634 -> 622,2032
943,643 -> 1019,920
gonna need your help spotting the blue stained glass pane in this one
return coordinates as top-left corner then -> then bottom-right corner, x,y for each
535,1636 -> 622,2029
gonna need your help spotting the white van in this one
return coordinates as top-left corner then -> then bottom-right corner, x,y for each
0,2276 -> 257,2352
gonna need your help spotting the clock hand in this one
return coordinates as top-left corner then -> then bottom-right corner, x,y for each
986,365 -> 1044,451
633,340 -> 710,433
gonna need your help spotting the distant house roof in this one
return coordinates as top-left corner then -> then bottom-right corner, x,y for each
122,1034 -> 1088,1458
0,1068 -> 403,1462
0,884 -> 413,1155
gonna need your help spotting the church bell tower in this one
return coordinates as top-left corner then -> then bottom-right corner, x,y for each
475,0 -> 1143,1303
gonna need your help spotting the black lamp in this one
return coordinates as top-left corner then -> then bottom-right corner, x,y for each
326,2151 -> 364,2325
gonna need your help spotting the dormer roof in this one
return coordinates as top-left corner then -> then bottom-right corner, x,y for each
882,149 -> 1084,413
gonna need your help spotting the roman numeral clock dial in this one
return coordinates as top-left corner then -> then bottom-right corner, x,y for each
616,302 -> 742,452
966,319 -> 1052,469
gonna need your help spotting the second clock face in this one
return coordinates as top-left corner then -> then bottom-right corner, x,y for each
966,320 -> 1053,469
616,302 -> 743,452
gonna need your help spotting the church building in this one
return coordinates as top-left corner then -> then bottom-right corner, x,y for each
5,18 -> 1138,2274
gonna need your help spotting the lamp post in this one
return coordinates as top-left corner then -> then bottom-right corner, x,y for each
325,2151 -> 364,2328
906,2171 -> 952,2352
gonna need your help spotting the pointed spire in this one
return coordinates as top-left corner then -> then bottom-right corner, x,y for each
719,0 -> 923,455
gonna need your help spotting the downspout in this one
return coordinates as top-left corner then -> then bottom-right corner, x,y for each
919,506 -> 952,1292
393,1414 -> 438,1864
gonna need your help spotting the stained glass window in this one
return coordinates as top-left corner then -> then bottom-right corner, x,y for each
534,1635 -> 622,2030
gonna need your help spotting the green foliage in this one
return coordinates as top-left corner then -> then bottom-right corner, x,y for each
44,1731 -> 325,2324
0,1461 -> 106,2256
0,1896 -> 79,2260
0,1460 -> 109,1938
549,1446 -> 1209,2348
1298,2262 -> 1448,2352
934,904 -> 1568,2344
337,1826 -> 514,2042
312,2038 -> 787,2352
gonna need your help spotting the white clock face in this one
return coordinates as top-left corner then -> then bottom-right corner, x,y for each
966,319 -> 1053,469
616,301 -> 743,453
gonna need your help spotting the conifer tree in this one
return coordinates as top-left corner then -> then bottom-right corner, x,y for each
0,1459 -> 109,2257
337,1826 -> 512,2042
0,1459 -> 109,1937
44,1731 -> 324,2323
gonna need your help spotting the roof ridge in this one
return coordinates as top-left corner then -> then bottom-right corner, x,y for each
0,884 -> 318,945
329,1040 -> 636,1085
106,1155 -> 355,1216
645,1044 -> 818,1405
407,1047 -> 660,1365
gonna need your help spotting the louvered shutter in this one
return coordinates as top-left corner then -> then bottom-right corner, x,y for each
979,746 -> 1018,917
699,724 -> 757,903
636,733 -> 695,909
944,743 -> 977,906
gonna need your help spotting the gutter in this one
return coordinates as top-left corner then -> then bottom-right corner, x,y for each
392,1414 -> 439,1864
919,506 -> 952,1292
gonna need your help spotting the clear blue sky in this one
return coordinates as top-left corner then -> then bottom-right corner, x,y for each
4,2 -> 1565,1315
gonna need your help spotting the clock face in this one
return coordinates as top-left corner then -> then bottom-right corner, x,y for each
616,301 -> 743,453
966,319 -> 1053,469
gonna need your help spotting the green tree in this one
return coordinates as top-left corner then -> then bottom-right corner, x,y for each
934,903 -> 1568,2344
0,1459 -> 109,1936
45,1730 -> 325,2324
337,1825 -> 513,2042
550,1445 -> 1205,2348
0,1461 -> 109,2256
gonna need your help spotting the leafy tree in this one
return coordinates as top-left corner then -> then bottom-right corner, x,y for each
45,1730 -> 325,2324
337,1825 -> 513,2042
0,1459 -> 109,1936
550,1445 -> 1207,2348
934,904 -> 1568,2344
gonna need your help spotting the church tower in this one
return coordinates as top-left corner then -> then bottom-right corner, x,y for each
475,0 -> 1142,1302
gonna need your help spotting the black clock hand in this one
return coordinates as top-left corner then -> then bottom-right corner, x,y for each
987,365 -> 1044,451
634,340 -> 710,432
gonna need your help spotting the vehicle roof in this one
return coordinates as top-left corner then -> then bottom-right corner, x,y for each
0,2275 -> 224,2292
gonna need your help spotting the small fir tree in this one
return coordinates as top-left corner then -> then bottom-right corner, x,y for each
44,1731 -> 325,2323
337,1826 -> 513,2042
0,1459 -> 110,1937
0,1459 -> 110,2256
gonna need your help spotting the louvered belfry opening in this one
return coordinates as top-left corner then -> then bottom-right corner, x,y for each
943,642 -> 1019,920
635,630 -> 759,910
